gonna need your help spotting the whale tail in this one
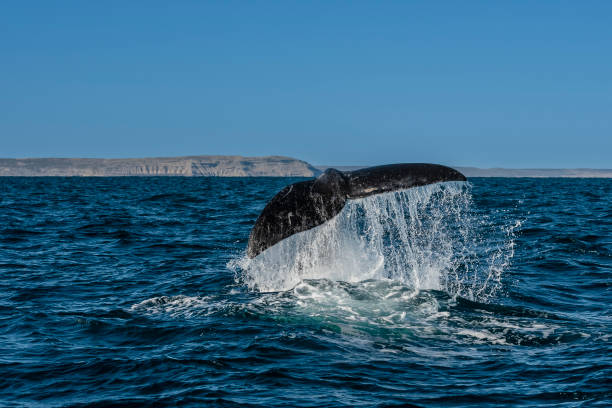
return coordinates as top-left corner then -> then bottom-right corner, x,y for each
247,163 -> 466,258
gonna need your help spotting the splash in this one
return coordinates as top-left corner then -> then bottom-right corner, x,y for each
230,181 -> 515,302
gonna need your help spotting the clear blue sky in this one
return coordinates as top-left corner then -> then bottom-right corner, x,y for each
1,1 -> 610,168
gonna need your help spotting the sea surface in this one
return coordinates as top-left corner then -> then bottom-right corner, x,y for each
0,177 -> 610,407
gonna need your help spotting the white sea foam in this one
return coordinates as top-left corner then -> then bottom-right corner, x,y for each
230,181 -> 516,303
130,295 -> 217,318
129,185 -> 558,347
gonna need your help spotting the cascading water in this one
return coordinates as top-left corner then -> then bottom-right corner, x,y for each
233,181 -> 516,302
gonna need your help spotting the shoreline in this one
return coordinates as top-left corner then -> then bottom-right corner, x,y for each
0,156 -> 610,178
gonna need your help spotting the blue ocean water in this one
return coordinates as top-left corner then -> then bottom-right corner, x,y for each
0,177 -> 610,407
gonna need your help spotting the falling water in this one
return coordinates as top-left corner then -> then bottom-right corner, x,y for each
234,181 -> 516,302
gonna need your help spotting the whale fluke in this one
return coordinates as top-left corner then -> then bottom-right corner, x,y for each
247,163 -> 466,258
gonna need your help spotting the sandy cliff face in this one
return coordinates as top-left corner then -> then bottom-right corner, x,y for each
5,158 -> 607,178
0,156 -> 321,177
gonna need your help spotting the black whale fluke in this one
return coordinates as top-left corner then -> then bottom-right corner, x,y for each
247,163 -> 466,258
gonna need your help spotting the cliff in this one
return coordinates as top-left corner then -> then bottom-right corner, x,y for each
3,157 -> 609,178
0,156 -> 322,177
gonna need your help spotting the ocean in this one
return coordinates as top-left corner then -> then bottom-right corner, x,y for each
0,177 -> 610,407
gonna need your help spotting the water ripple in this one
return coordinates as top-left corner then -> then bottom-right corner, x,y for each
0,177 -> 609,407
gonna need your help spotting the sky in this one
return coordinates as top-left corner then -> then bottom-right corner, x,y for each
1,1 -> 611,168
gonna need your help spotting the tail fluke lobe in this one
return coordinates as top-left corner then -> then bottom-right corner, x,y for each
247,163 -> 466,258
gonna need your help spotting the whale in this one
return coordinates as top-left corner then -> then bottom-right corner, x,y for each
247,163 -> 467,258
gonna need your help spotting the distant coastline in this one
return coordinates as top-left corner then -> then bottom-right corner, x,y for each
0,156 -> 610,177
0,156 -> 320,177
316,165 -> 612,178
455,167 -> 612,178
